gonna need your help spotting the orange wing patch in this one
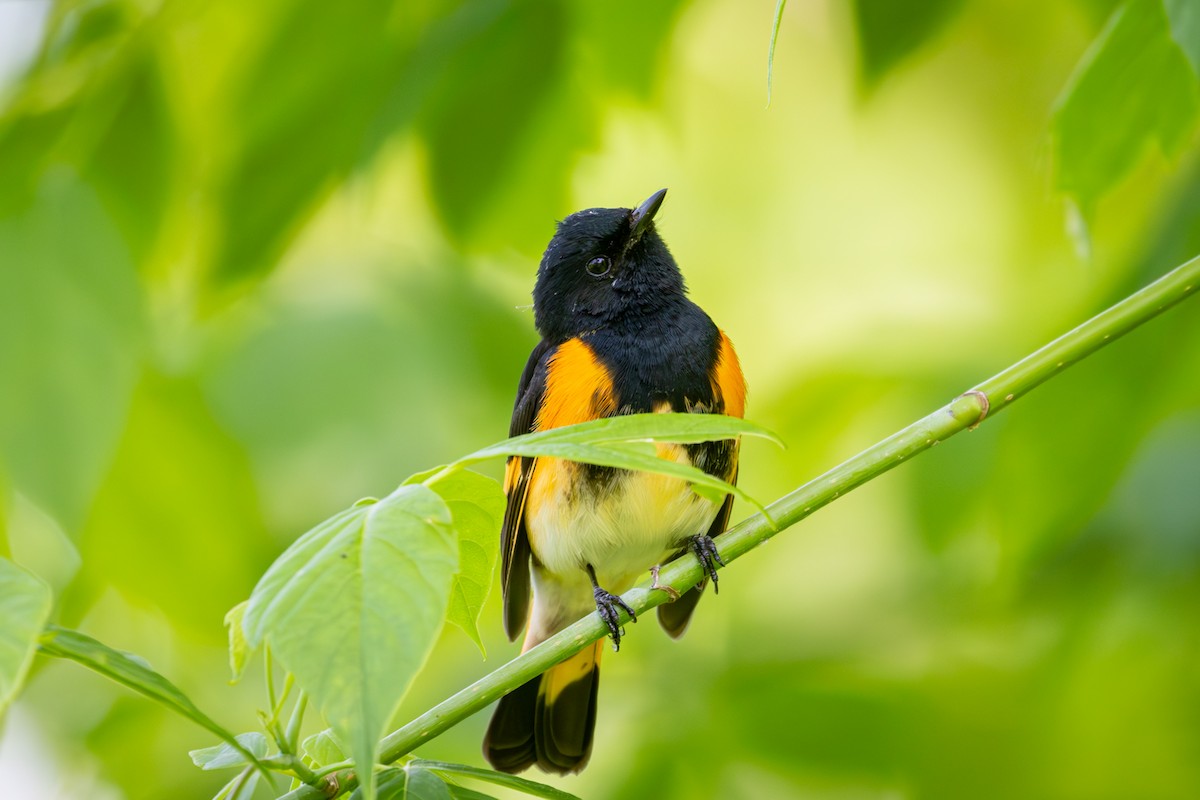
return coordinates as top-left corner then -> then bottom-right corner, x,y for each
711,331 -> 746,418
535,338 -> 617,431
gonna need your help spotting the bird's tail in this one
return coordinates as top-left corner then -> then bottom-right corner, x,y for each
482,639 -> 604,774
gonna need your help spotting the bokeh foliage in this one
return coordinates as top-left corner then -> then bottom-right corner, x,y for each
1,0 -> 1199,798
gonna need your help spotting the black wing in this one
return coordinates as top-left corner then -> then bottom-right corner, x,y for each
500,339 -> 553,640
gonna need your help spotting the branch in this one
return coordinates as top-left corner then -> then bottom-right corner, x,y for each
281,254 -> 1199,799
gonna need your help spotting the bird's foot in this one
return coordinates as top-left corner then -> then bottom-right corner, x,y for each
592,585 -> 636,651
649,565 -> 680,601
688,534 -> 726,593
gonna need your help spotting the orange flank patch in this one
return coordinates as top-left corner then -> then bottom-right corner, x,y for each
534,338 -> 617,431
712,331 -> 746,418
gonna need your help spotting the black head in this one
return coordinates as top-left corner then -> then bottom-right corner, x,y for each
533,189 -> 686,342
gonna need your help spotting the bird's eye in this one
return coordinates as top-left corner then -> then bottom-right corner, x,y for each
585,256 -> 611,278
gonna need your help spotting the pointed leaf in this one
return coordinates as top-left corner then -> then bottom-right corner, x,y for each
224,601 -> 251,684
426,470 -> 504,656
413,759 -> 580,800
37,626 -> 262,768
212,767 -> 260,800
1052,0 -> 1200,229
190,732 -> 269,771
0,557 -> 52,715
243,484 -> 458,800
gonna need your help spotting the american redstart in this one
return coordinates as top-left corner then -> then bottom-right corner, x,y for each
482,189 -> 746,775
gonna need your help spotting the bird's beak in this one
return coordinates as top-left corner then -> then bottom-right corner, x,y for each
630,188 -> 667,241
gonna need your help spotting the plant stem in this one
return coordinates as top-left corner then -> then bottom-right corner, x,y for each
277,254 -> 1199,799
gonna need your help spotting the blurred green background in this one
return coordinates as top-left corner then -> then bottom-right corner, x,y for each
2,0 -> 1199,797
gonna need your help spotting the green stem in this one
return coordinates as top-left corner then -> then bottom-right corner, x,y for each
278,254 -> 1199,799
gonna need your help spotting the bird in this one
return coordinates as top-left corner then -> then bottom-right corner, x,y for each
482,188 -> 746,775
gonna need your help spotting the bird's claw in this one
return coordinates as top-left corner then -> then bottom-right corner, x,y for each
593,586 -> 636,651
688,534 -> 725,593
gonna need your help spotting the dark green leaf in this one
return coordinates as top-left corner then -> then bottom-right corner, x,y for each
37,626 -> 262,768
851,0 -> 966,88
417,0 -> 567,243
413,759 -> 580,800
189,732 -> 269,771
242,484 -> 458,800
0,557 -> 52,715
1052,0 -> 1200,230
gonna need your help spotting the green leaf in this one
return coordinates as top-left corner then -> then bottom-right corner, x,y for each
224,601 -> 251,684
189,732 -> 269,771
0,174 -> 143,532
462,413 -> 781,459
76,371 -> 275,633
1052,0 -> 1200,230
212,767 -> 260,800
243,484 -> 459,800
767,0 -> 788,104
37,626 -> 263,768
426,470 -> 504,656
358,766 -> 454,800
413,759 -> 581,800
0,557 -> 52,716
417,1 -> 567,243
302,728 -> 347,766
1164,0 -> 1200,77
851,0 -> 966,89
450,414 -> 781,523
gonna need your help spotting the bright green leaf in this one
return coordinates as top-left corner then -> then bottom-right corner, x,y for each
224,601 -> 251,684
359,766 -> 454,800
37,626 -> 263,768
426,470 -> 504,656
461,413 -> 781,458
0,557 -> 52,716
413,759 -> 580,800
189,732 -> 269,771
212,767 -> 260,800
851,0 -> 966,88
302,728 -> 348,766
243,484 -> 458,800
1052,0 -> 1200,231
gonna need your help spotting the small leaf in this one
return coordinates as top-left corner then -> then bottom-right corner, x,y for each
243,484 -> 458,800
212,767 -> 260,800
37,626 -> 263,769
1052,0 -> 1200,232
224,601 -> 251,684
302,728 -> 347,766
426,470 -> 504,656
190,732 -> 269,771
767,0 -> 788,104
0,557 -> 52,715
413,759 -> 581,800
